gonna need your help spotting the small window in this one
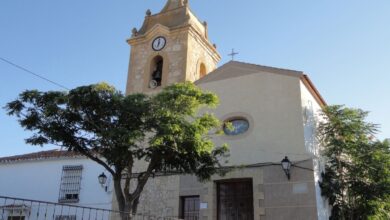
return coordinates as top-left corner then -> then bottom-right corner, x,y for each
6,206 -> 28,220
223,118 -> 250,136
55,215 -> 77,220
150,56 -> 164,88
199,63 -> 207,78
58,165 -> 83,203
8,216 -> 25,220
180,196 -> 200,220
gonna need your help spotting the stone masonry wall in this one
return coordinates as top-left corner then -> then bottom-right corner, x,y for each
136,175 -> 181,217
126,30 -> 188,95
186,32 -> 218,82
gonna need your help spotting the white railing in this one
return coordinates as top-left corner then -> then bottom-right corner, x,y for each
0,196 -> 182,220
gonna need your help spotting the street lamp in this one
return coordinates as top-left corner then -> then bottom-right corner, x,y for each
98,172 -> 108,192
281,156 -> 292,180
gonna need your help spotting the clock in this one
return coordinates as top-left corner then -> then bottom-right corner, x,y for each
152,36 -> 166,51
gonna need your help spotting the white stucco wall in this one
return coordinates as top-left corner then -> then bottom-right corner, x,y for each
299,81 -> 330,220
0,157 -> 113,210
300,81 -> 322,156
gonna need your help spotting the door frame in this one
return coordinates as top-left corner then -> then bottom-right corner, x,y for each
216,178 -> 254,220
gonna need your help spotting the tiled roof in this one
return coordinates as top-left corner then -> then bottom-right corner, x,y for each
0,150 -> 84,163
0,204 -> 30,209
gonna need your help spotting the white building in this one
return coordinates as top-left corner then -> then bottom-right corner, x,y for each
0,150 -> 114,220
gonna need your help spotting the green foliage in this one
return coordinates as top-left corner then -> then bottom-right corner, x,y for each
318,105 -> 390,220
367,196 -> 390,220
5,82 -> 228,214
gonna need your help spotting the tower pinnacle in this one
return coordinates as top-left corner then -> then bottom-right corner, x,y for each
161,0 -> 188,13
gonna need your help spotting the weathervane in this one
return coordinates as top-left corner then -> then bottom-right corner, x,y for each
228,49 -> 239,61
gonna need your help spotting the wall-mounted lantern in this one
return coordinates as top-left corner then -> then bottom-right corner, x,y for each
98,172 -> 108,192
281,156 -> 292,180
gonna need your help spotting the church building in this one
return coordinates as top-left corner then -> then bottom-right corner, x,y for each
123,0 -> 330,219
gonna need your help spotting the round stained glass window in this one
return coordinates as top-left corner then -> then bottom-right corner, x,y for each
223,118 -> 250,136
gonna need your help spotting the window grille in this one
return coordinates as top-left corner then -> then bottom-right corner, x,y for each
181,196 -> 200,220
5,204 -> 29,220
55,215 -> 77,220
58,165 -> 83,203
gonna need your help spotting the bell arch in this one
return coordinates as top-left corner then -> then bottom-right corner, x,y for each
150,55 -> 164,88
199,62 -> 207,78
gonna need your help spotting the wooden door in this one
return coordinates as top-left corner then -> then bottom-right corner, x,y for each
217,179 -> 254,220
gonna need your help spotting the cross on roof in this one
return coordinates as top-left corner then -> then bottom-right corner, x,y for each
228,49 -> 239,61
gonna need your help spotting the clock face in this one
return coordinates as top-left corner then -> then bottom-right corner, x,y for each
152,36 -> 166,51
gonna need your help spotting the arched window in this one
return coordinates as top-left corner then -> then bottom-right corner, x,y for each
150,56 -> 163,88
199,63 -> 207,78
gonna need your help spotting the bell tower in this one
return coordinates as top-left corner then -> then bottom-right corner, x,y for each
125,0 -> 221,94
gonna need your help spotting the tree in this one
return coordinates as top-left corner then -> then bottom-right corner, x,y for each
5,82 -> 228,218
318,105 -> 390,220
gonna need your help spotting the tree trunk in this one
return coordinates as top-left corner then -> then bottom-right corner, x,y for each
113,161 -> 156,220
113,175 -> 130,220
131,197 -> 140,216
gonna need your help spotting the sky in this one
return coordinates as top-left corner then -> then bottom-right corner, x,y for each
0,0 -> 389,157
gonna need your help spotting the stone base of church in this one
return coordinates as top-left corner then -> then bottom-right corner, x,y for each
131,159 -> 321,220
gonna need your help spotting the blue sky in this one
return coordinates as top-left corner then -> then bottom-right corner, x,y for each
0,0 -> 389,157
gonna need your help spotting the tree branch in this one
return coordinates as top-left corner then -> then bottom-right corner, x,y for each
130,156 -> 158,201
75,146 -> 116,175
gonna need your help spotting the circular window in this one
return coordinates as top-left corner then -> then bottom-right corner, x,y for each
223,118 -> 250,136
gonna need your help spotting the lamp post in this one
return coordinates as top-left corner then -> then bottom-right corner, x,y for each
98,172 -> 108,192
281,156 -> 292,180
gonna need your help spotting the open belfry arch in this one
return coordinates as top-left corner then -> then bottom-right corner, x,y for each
126,0 -> 221,94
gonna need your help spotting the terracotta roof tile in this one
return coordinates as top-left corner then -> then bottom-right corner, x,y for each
0,150 -> 84,163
